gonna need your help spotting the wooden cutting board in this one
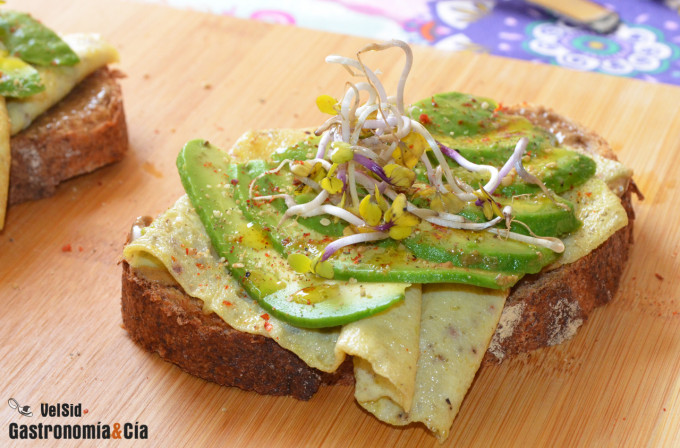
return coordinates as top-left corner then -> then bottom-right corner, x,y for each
1,0 -> 678,446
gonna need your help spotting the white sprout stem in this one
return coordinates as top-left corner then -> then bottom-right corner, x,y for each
316,128 -> 333,159
297,176 -> 322,191
300,205 -> 366,227
363,119 -> 387,130
352,145 -> 381,160
486,228 -> 565,253
314,115 -> 340,136
357,40 -> 413,115
488,137 -> 527,193
351,104 -> 380,144
363,112 -> 407,138
445,150 -> 500,198
426,215 -> 502,230
356,81 -> 377,106
410,120 -> 463,196
513,154 -> 571,211
419,152 -> 438,186
281,190 -> 329,224
378,140 -> 398,165
347,161 -> 360,209
395,115 -> 412,139
435,211 -> 466,223
251,194 -> 293,202
347,83 -> 361,126
326,55 -> 388,105
339,83 -> 360,142
322,231 -> 389,261
434,165 -> 448,194
265,194 -> 297,208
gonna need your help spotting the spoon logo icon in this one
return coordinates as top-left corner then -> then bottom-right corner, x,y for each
8,398 -> 33,417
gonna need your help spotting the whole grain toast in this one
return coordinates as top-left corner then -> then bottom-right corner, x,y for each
8,66 -> 128,205
120,105 -> 635,400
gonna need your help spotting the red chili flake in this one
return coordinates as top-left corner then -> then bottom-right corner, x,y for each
171,256 -> 176,262
430,96 -> 438,107
655,273 -> 664,281
78,246 -> 84,252
223,300 -> 233,306
493,102 -> 504,113
230,179 -> 239,185
261,313 -> 270,320
264,321 -> 273,332
186,248 -> 190,255
61,244 -> 72,252
196,263 -> 205,269
83,409 -> 88,414
419,113 -> 432,125
585,192 -> 592,197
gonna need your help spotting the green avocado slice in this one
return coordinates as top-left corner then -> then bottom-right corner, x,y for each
0,55 -> 44,98
421,193 -> 581,237
402,221 -> 558,270
177,138 -> 407,328
233,160 -> 539,288
409,92 -> 554,164
0,11 -> 80,66
411,92 -> 596,195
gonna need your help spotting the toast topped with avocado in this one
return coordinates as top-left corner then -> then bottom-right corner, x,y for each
0,10 -> 127,230
121,41 -> 634,441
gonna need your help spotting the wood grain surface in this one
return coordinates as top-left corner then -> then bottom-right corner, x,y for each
1,0 -> 678,446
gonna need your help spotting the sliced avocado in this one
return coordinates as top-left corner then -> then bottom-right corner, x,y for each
411,92 -> 597,195
458,194 -> 580,237
233,160 -> 536,289
0,55 -> 44,98
0,11 -> 80,66
255,282 -> 407,329
403,221 -> 558,271
177,139 -> 406,328
271,135 -> 320,162
410,92 -> 555,165
499,147 -> 596,196
242,159 -> 347,237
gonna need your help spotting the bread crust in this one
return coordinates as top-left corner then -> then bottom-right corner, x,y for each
8,66 -> 128,205
121,262 -> 354,401
121,104 -> 634,397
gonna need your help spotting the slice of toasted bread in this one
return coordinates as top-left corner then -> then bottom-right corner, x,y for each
8,66 -> 128,206
120,105 -> 635,399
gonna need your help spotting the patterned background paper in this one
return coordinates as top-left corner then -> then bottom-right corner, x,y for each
139,0 -> 680,85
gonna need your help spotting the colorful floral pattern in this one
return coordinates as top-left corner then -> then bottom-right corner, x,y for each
140,0 -> 680,85
524,21 -> 678,77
